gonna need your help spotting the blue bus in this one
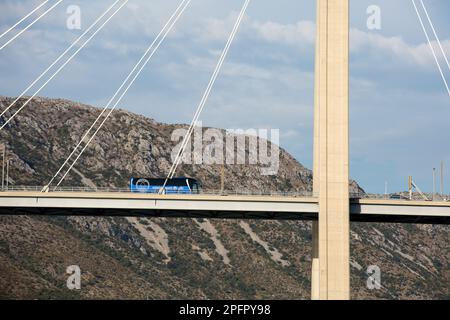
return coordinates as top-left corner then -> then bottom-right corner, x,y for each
129,177 -> 202,194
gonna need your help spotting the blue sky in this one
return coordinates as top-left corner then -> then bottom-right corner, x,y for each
0,0 -> 449,193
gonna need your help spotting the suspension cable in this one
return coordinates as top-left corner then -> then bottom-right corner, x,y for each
0,0 -> 64,51
0,0 -> 50,41
411,0 -> 449,96
419,0 -> 449,70
0,0 -> 129,131
0,0 -> 126,123
166,0 -> 251,181
160,0 -> 251,194
45,0 -> 192,190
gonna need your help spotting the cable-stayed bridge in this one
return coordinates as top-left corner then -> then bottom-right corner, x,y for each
0,0 -> 449,300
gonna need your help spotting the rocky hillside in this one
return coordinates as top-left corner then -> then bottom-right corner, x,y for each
0,96 -> 448,299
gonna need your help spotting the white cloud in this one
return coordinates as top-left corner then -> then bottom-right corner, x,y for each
350,28 -> 450,68
251,20 -> 316,46
186,56 -> 272,80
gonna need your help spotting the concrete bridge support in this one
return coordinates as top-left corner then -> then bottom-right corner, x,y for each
312,0 -> 350,300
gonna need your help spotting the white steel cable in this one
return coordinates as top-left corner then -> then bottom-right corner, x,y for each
168,0 -> 250,179
0,0 -> 50,41
0,0 -> 125,121
0,0 -> 64,51
53,0 -> 191,189
161,0 -> 251,193
0,0 -> 129,131
164,0 -> 249,188
46,0 -> 192,190
411,0 -> 450,96
419,0 -> 450,70
47,0 -> 190,190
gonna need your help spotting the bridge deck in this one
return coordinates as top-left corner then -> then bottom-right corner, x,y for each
0,192 -> 449,224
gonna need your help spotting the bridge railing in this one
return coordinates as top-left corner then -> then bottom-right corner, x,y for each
1,187 -> 448,201
0,186 -> 316,197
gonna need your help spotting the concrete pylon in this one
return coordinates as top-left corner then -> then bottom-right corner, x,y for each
311,220 -> 320,299
312,0 -> 350,300
310,0 -> 322,301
